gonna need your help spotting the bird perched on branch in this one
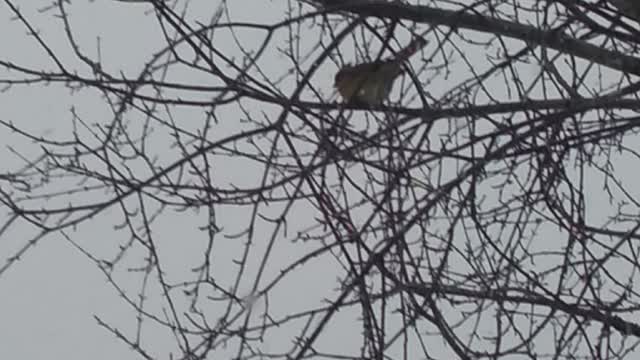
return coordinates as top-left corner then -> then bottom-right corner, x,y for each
334,36 -> 427,106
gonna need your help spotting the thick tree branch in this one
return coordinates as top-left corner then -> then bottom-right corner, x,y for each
324,0 -> 640,76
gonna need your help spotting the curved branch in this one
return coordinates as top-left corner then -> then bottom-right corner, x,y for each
326,0 -> 640,76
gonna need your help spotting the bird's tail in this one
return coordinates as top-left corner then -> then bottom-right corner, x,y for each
394,36 -> 428,62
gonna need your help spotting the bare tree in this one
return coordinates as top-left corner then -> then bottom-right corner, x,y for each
3,0 -> 640,359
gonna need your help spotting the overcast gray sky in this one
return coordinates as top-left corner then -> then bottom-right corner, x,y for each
3,1 -> 640,359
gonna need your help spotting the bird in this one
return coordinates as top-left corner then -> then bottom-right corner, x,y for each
334,36 -> 427,106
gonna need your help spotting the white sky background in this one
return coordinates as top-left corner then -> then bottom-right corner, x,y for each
0,1 -> 288,359
2,0 -> 640,359
0,1 -> 360,359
